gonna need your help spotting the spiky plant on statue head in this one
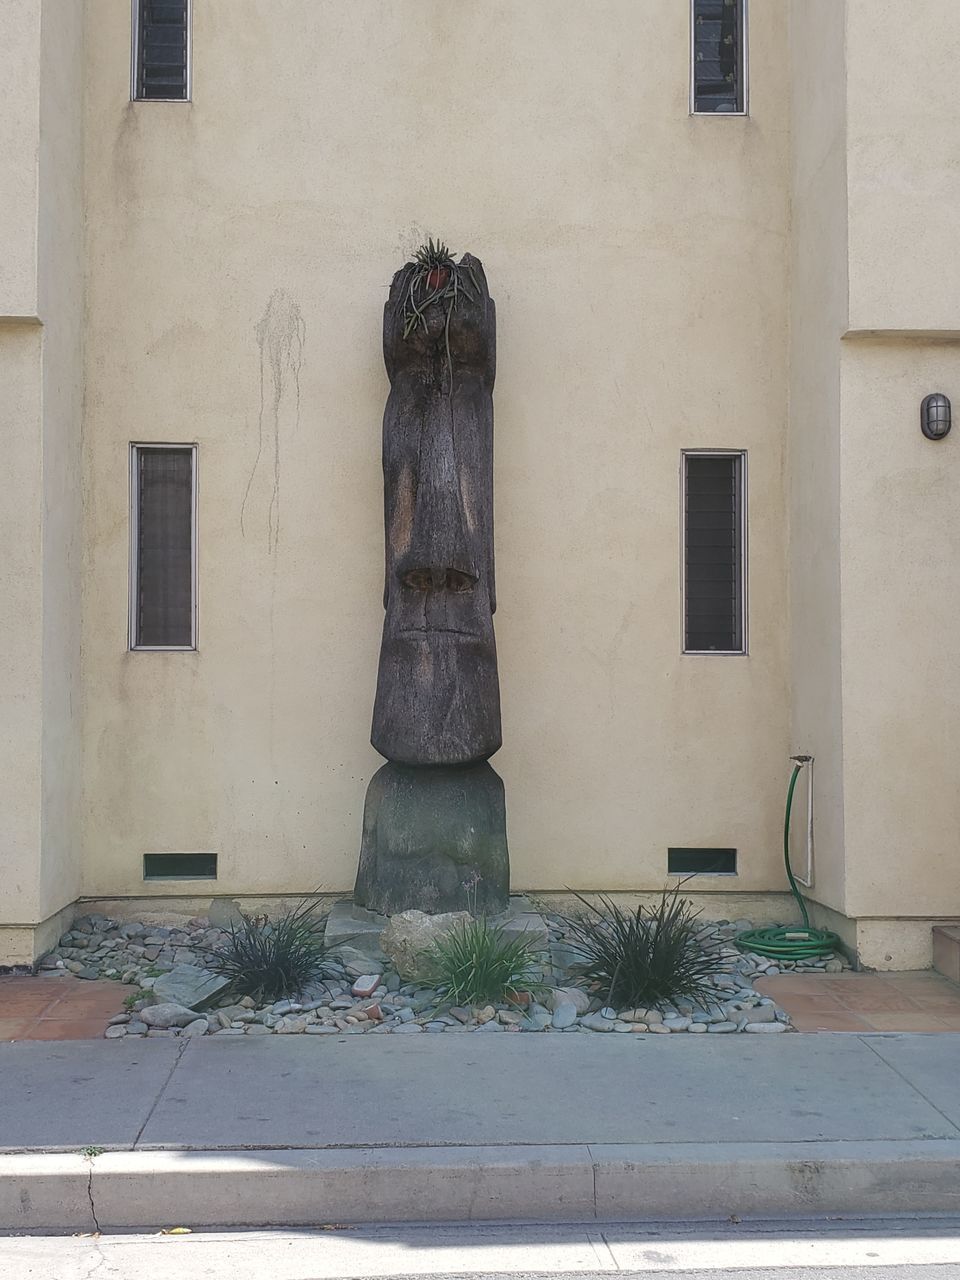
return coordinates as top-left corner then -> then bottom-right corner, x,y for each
397,238 -> 484,390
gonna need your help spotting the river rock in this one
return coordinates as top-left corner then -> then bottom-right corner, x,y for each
276,1016 -> 309,1034
140,1003 -> 198,1029
581,1013 -> 615,1032
547,987 -> 591,1015
552,1002 -> 579,1029
619,1008 -> 653,1023
351,975 -> 381,999
521,1010 -> 552,1031
746,1002 -> 777,1023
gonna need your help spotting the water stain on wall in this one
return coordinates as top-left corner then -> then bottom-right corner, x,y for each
241,289 -> 306,552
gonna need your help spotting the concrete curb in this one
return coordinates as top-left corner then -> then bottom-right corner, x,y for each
4,1140 -> 960,1230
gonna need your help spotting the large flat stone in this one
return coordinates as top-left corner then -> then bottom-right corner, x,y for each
151,965 -> 231,1011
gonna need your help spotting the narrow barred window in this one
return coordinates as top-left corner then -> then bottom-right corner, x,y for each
130,445 -> 197,649
692,0 -> 746,115
133,0 -> 190,101
683,452 -> 746,654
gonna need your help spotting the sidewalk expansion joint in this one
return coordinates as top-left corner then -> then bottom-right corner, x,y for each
858,1034 -> 960,1138
132,1037 -> 191,1150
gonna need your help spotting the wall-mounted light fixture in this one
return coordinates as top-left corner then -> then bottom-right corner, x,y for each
921,393 -> 952,440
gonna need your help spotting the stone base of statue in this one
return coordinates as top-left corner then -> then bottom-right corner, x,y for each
323,895 -> 548,963
353,761 -> 509,917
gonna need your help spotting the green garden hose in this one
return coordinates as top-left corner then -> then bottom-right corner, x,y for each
736,758 -> 840,961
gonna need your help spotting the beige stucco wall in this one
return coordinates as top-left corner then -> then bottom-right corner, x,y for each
37,0 -> 84,923
0,1 -> 83,958
839,339 -> 960,920
0,0 -> 40,318
0,326 -> 44,930
788,0 -> 960,946
846,0 -> 960,333
787,0 -> 848,917
80,0 -> 792,902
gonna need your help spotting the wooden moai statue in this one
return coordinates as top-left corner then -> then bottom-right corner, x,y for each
353,247 -> 509,915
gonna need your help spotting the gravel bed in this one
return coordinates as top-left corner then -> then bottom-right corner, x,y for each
37,909 -> 850,1041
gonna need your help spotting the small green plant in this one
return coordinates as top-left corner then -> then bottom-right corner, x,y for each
79,1146 -> 105,1159
556,886 -> 719,1011
396,238 -> 483,391
430,917 -> 543,1008
196,899 -> 330,1004
122,990 -> 143,1010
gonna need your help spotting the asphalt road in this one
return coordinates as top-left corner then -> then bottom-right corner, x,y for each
3,1217 -> 960,1279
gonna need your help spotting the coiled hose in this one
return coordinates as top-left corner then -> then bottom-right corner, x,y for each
736,759 -> 840,960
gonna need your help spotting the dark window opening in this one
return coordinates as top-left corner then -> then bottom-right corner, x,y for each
693,0 -> 745,114
668,848 -> 738,875
683,452 -> 745,653
132,446 -> 195,648
144,852 -> 217,880
135,0 -> 190,101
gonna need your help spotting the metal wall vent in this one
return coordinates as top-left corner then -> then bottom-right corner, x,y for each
668,847 -> 737,875
143,852 -> 217,880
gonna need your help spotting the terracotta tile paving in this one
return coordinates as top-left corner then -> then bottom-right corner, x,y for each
755,970 -> 960,1033
0,975 -> 120,1040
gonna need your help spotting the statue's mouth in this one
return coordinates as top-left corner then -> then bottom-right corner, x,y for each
398,626 -> 480,639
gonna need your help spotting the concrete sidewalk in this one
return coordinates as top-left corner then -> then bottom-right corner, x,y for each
3,1033 -> 960,1229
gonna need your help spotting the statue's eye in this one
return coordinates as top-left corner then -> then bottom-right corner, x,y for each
446,569 -> 476,593
401,570 -> 432,592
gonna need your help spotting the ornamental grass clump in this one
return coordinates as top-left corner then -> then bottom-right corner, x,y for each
557,887 -> 718,1011
430,917 -> 543,1008
197,899 -> 330,1004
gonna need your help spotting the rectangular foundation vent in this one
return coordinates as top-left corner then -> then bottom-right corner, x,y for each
143,852 -> 217,880
668,847 -> 737,876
